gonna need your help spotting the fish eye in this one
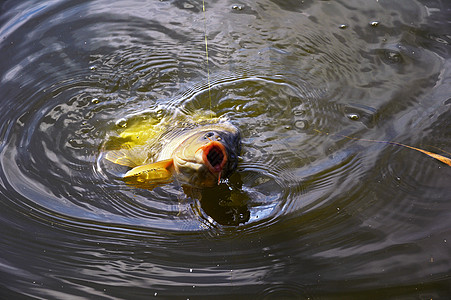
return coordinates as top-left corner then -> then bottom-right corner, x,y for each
204,132 -> 215,139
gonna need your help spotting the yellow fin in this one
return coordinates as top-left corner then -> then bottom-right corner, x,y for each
105,148 -> 144,168
118,122 -> 161,147
123,158 -> 174,182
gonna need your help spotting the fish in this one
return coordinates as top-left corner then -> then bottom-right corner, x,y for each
104,117 -> 241,189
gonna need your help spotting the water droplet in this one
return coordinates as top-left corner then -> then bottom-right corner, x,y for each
339,24 -> 348,29
189,268 -> 193,273
347,113 -> 360,120
370,21 -> 380,27
115,118 -> 127,128
154,292 -> 158,296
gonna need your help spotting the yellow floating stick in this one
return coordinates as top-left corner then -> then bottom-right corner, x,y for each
314,129 -> 451,167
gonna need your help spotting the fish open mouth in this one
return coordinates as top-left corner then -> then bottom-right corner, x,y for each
202,141 -> 227,173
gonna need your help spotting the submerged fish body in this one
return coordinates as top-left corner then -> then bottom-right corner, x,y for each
105,118 -> 241,189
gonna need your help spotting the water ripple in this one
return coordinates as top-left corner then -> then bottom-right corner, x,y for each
1,0 -> 451,298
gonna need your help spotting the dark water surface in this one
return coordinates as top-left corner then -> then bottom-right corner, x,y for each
1,0 -> 451,298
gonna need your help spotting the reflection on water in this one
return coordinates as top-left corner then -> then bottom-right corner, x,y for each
1,0 -> 451,298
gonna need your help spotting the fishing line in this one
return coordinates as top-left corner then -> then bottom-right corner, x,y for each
202,0 -> 212,117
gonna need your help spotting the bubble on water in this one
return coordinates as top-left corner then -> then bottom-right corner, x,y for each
346,113 -> 360,121
293,109 -> 305,116
370,21 -> 380,27
91,98 -> 100,104
430,35 -> 449,45
339,24 -> 348,29
115,118 -> 127,128
294,120 -> 308,130
89,65 -> 96,71
384,50 -> 402,64
232,5 -> 244,10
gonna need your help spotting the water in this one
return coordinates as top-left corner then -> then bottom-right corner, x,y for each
1,0 -> 450,298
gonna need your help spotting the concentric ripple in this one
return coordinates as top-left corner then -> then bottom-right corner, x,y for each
1,0 -> 451,299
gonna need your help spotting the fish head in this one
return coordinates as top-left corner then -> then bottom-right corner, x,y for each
172,125 -> 240,187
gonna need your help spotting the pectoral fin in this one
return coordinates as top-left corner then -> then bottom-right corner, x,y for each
105,146 -> 146,168
123,158 -> 174,185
